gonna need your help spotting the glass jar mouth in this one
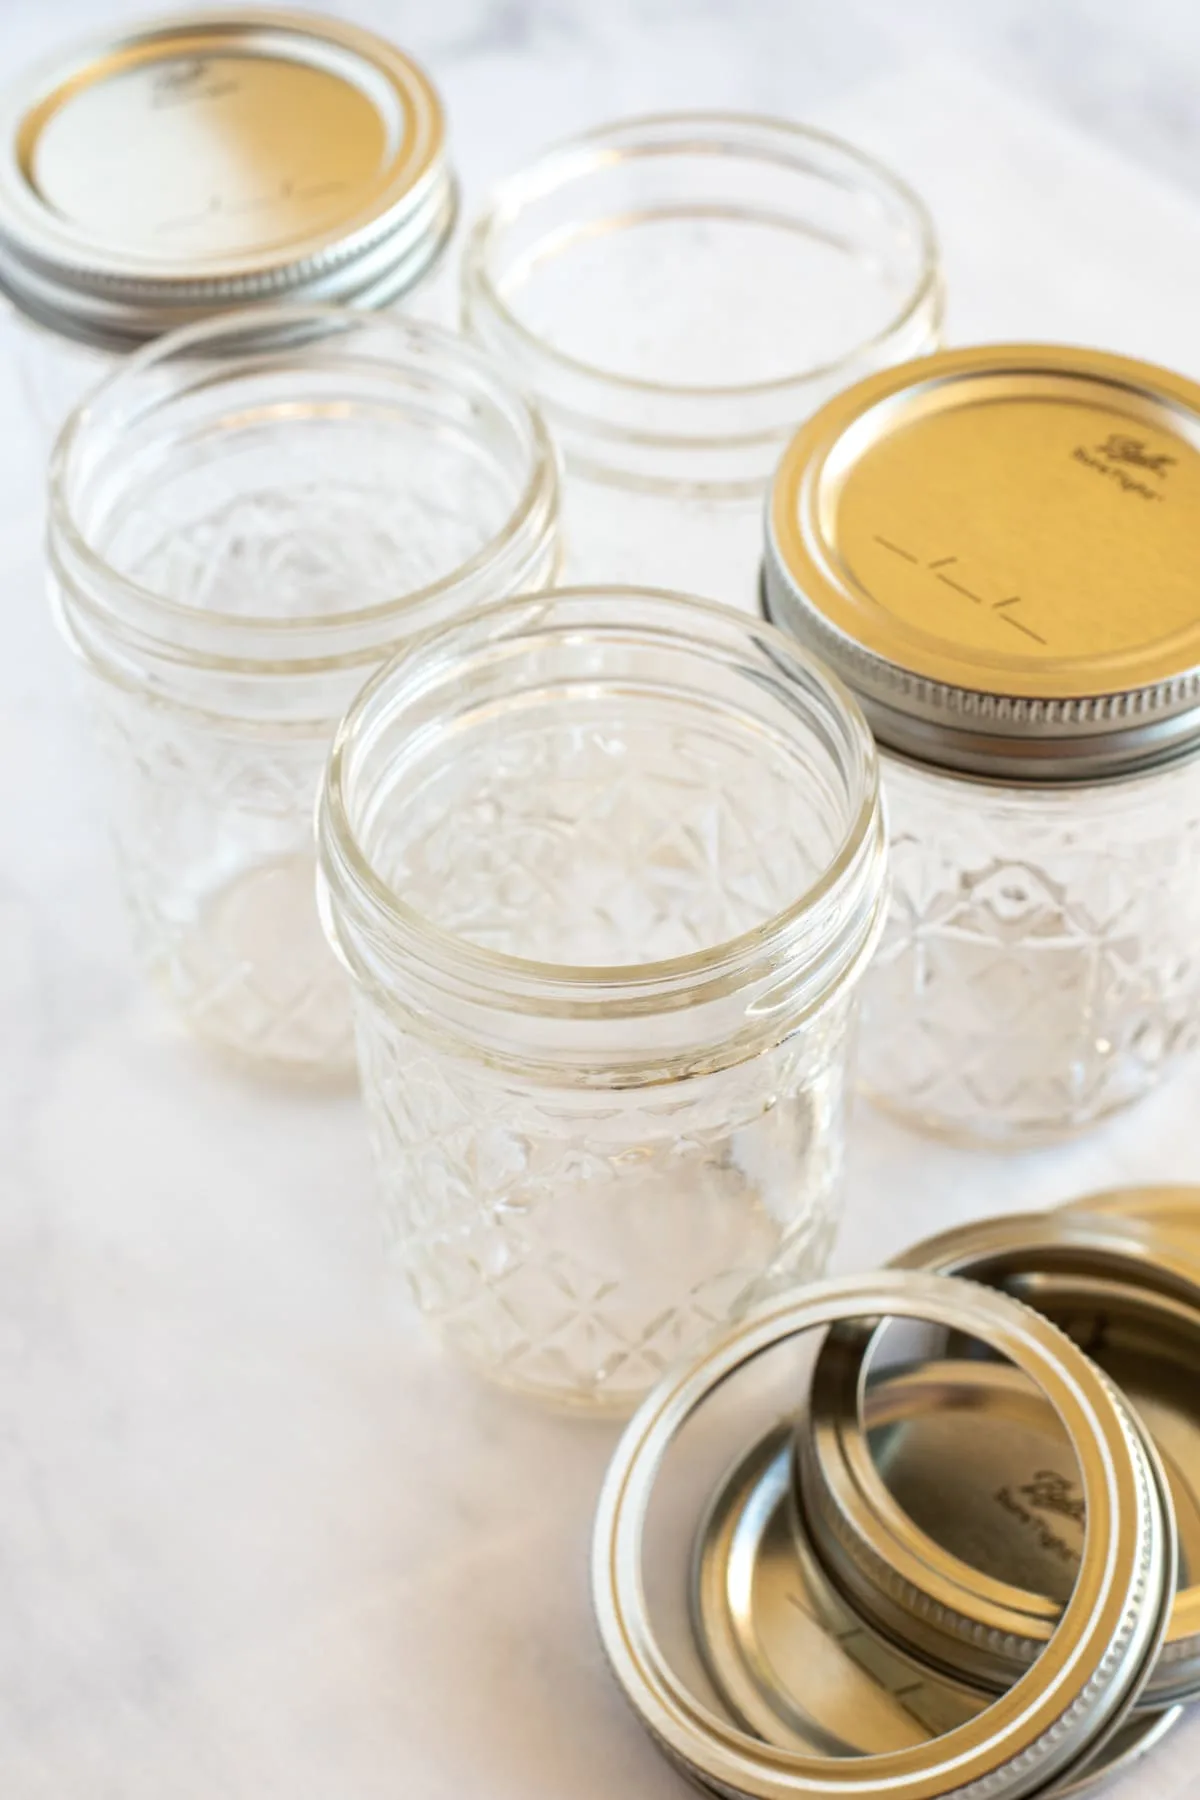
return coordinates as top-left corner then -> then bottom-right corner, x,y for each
319,586 -> 886,1010
48,304 -> 560,673
462,111 -> 942,408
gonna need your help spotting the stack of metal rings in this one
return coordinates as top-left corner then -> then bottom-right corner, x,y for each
592,1186 -> 1200,1798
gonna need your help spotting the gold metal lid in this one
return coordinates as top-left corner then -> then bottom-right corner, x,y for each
1062,1184 -> 1200,1253
592,1271 -> 1173,1800
0,9 -> 454,348
798,1213 -> 1200,1708
763,345 -> 1200,780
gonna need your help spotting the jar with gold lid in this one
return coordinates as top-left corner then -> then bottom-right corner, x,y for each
764,343 -> 1200,1146
0,9 -> 457,437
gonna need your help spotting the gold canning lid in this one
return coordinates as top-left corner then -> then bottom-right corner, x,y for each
0,9 -> 454,347
763,344 -> 1200,780
798,1211 -> 1200,1707
1062,1183 -> 1200,1253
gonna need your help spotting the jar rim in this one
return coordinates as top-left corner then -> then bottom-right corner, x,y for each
319,586 -> 886,1002
462,111 -> 942,408
48,304 -> 560,671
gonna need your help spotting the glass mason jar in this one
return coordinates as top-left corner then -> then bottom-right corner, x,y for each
462,114 -> 942,607
48,307 -> 559,1077
765,343 -> 1200,1146
861,753 -> 1200,1141
317,589 -> 888,1411
0,11 -> 457,438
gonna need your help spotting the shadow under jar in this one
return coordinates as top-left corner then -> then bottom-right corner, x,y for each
462,114 -> 941,606
317,590 -> 887,1411
764,343 -> 1200,1146
48,307 -> 559,1077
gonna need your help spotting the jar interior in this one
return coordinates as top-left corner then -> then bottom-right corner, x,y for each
481,125 -> 931,387
68,340 -> 537,623
348,611 -> 859,967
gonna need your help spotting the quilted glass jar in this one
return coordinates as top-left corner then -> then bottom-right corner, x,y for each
0,11 -> 456,438
765,344 -> 1200,1145
858,755 -> 1200,1141
48,307 -> 558,1076
462,114 -> 941,608
317,590 -> 887,1411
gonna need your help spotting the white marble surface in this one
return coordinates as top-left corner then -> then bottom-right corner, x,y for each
5,5 -> 1200,1797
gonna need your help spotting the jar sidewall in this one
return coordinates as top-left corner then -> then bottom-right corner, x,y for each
862,742 -> 1200,1140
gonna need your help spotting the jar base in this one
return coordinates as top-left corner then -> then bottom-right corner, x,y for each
413,1238 -> 839,1419
143,853 -> 357,1080
431,1332 -> 649,1420
169,1008 -> 361,1091
860,1081 -> 1158,1152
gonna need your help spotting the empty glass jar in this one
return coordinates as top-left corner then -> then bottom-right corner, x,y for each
0,11 -> 457,436
764,343 -> 1200,1145
317,589 -> 887,1411
462,114 -> 942,607
861,756 -> 1200,1142
48,307 -> 558,1076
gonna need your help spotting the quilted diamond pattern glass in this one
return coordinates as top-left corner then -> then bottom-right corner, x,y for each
48,308 -> 559,1074
319,591 -> 887,1410
861,753 -> 1200,1144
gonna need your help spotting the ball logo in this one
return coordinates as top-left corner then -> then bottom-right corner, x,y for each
1071,432 -> 1173,501
1095,434 -> 1176,478
1019,1467 -> 1086,1525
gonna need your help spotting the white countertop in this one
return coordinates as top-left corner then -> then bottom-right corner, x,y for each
3,5 -> 1200,1796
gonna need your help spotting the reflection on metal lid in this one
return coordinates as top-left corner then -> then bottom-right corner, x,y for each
764,345 -> 1200,780
0,9 -> 454,346
592,1270 -> 1174,1799
693,1425 -> 1180,1798
796,1208 -> 1200,1709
